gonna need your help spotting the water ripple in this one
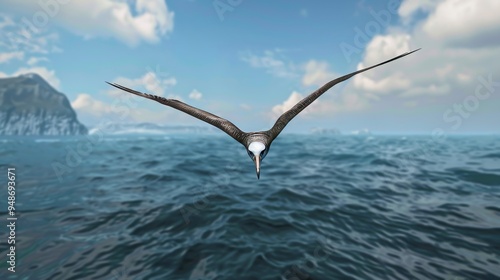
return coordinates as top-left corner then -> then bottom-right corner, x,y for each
0,135 -> 499,279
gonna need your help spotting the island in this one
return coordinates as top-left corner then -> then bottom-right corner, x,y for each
0,73 -> 88,135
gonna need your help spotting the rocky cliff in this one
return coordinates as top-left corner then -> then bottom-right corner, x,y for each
0,73 -> 88,135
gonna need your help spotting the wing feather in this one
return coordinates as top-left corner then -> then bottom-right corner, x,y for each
106,82 -> 248,144
266,49 -> 421,141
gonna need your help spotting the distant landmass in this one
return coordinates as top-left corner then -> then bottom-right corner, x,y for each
310,127 -> 342,135
0,73 -> 87,135
89,122 -> 217,135
350,128 -> 372,135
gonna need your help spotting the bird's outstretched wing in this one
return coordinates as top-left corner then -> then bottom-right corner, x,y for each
106,82 -> 248,144
266,48 -> 421,141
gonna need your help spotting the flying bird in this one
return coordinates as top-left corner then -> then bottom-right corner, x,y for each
107,49 -> 420,179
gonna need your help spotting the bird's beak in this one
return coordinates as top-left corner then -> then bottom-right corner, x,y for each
255,155 -> 261,179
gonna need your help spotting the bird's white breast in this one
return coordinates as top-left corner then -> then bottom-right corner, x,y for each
248,141 -> 266,155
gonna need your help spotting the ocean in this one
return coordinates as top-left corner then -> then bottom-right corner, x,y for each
0,134 -> 499,280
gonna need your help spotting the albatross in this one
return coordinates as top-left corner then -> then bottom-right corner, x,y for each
107,48 -> 420,179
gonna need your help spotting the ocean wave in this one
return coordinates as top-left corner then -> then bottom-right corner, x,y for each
34,138 -> 61,143
2,135 -> 500,279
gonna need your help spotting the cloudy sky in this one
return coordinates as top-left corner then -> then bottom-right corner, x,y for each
1,0 -> 499,134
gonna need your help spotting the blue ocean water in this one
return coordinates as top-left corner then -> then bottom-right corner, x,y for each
0,134 -> 499,280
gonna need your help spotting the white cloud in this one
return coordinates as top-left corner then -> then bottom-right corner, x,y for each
111,71 -> 177,97
352,38 -> 448,99
188,89 -> 202,100
401,84 -> 450,97
353,71 -> 411,93
422,0 -> 500,47
2,0 -> 174,47
353,37 -> 414,93
302,60 -> 336,87
240,104 -> 252,111
271,90 -> 367,119
398,0 -> 440,22
0,51 -> 24,63
404,100 -> 418,107
0,23 -> 60,55
0,66 -> 61,89
240,49 -> 297,78
363,34 -> 412,66
27,56 -> 49,65
267,0 -> 500,126
353,0 -> 500,103
71,92 -> 175,124
72,94 -> 112,117
272,91 -> 304,117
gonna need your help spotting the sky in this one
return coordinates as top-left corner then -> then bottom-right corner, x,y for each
1,0 -> 499,134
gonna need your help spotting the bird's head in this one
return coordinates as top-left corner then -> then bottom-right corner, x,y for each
247,141 -> 268,179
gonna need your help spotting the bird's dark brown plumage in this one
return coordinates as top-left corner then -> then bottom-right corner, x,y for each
107,48 -> 420,148
265,48 -> 421,142
106,82 -> 248,144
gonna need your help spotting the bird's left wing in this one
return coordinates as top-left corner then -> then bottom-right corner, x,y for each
266,48 -> 421,141
106,82 -> 248,144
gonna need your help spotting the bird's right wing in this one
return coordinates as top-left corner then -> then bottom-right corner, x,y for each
106,82 -> 248,144
266,49 -> 420,141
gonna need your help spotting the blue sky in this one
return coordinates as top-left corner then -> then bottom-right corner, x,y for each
1,0 -> 499,134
